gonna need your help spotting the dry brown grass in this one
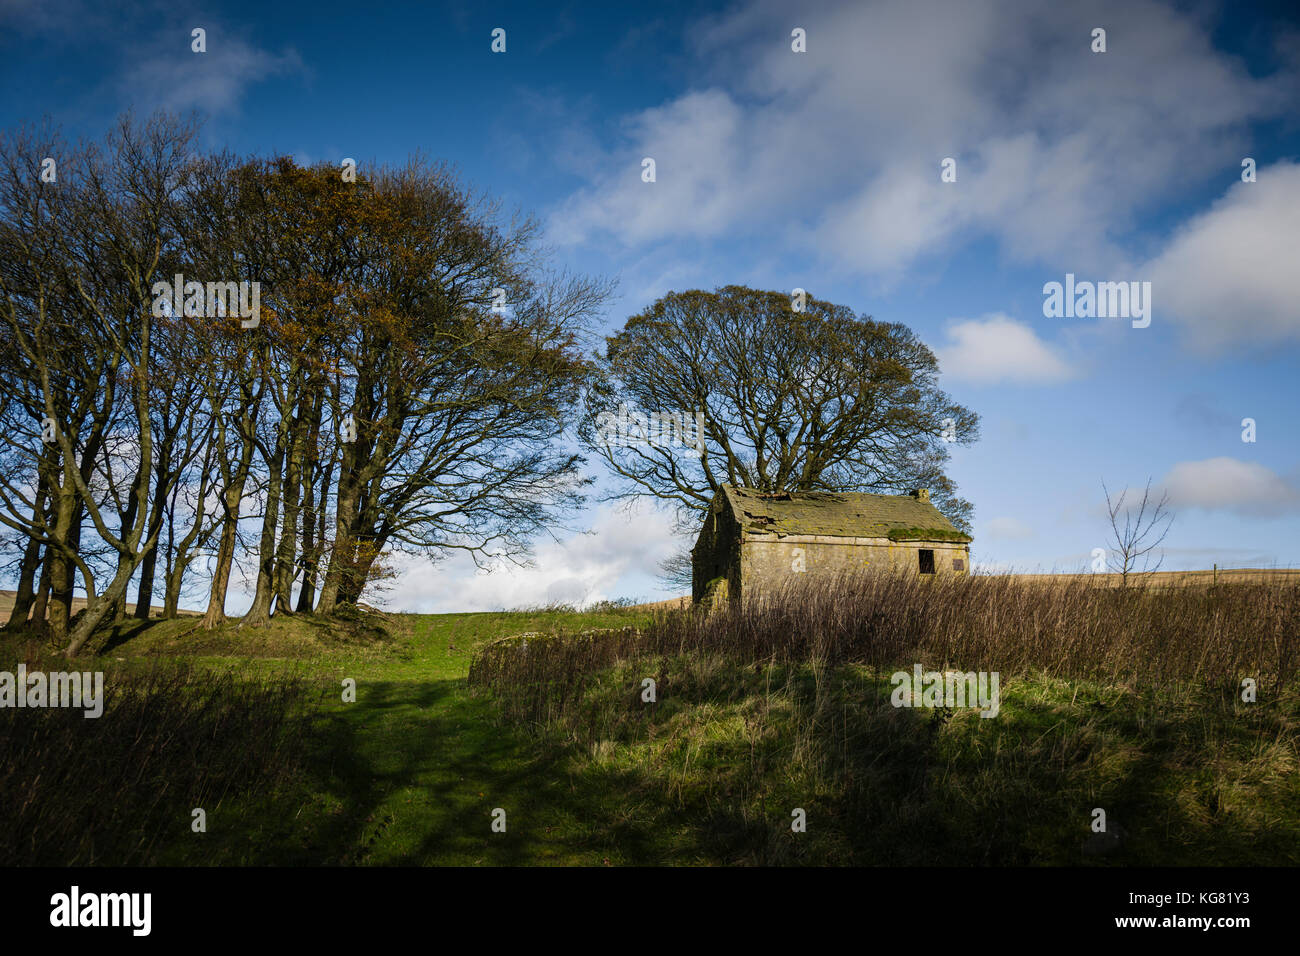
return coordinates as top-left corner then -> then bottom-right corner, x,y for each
473,571 -> 1300,725
630,596 -> 691,612
1004,568 -> 1300,588
468,571 -> 1300,864
643,568 -> 1300,609
0,662 -> 312,865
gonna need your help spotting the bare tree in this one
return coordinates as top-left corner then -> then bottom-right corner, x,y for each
578,286 -> 979,534
656,545 -> 694,595
1103,478 -> 1174,585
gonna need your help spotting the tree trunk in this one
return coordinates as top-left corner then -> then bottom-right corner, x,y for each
164,566 -> 182,618
296,453 -> 329,613
203,403 -> 257,629
164,476 -> 214,620
202,506 -> 239,629
106,479 -> 142,621
65,553 -> 144,657
295,495 -> 318,613
133,451 -> 170,618
315,444 -> 360,616
274,402 -> 310,614
46,497 -> 81,644
338,531 -> 384,605
30,558 -> 52,625
57,402 -> 115,631
245,435 -> 285,626
6,495 -> 46,628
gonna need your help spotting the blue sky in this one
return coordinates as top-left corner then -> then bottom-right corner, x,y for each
3,0 -> 1299,611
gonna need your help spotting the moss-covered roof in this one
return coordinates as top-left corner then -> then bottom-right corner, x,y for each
717,485 -> 971,542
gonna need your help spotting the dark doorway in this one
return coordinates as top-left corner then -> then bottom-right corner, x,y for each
918,549 -> 935,574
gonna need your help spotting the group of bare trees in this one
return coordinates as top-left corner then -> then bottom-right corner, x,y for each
0,114 -> 608,656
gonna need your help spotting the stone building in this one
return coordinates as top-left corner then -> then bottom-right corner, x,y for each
691,484 -> 972,605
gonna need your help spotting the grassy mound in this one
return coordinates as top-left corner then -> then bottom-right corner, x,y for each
468,574 -> 1300,864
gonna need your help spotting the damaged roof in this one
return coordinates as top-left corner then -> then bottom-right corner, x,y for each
717,484 -> 971,542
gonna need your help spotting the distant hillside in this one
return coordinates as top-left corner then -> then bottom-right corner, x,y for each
0,590 -> 201,623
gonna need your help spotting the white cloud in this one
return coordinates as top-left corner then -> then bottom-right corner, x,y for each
2,2 -> 306,117
376,501 -> 681,613
1144,161 -> 1300,349
121,32 -> 304,116
1160,457 -> 1300,517
551,90 -> 748,246
935,314 -> 1075,384
551,0 -> 1296,283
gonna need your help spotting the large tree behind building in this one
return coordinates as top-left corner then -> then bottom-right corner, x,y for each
579,286 -> 979,532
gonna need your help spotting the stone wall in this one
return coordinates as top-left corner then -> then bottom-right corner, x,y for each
739,533 -> 970,601
691,493 -> 744,603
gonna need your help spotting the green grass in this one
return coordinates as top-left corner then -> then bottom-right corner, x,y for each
4,595 -> 1297,865
2,605 -> 664,865
205,607 -> 663,866
476,654 -> 1300,865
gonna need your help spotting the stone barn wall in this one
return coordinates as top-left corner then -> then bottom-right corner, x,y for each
740,534 -> 970,602
692,494 -> 744,604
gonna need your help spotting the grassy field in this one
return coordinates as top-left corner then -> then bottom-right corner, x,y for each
1,604 -> 658,865
997,568 -> 1300,588
2,572 -> 1298,866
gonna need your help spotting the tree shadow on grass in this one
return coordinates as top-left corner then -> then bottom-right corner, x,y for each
220,672 -> 1300,867
260,677 -> 674,866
